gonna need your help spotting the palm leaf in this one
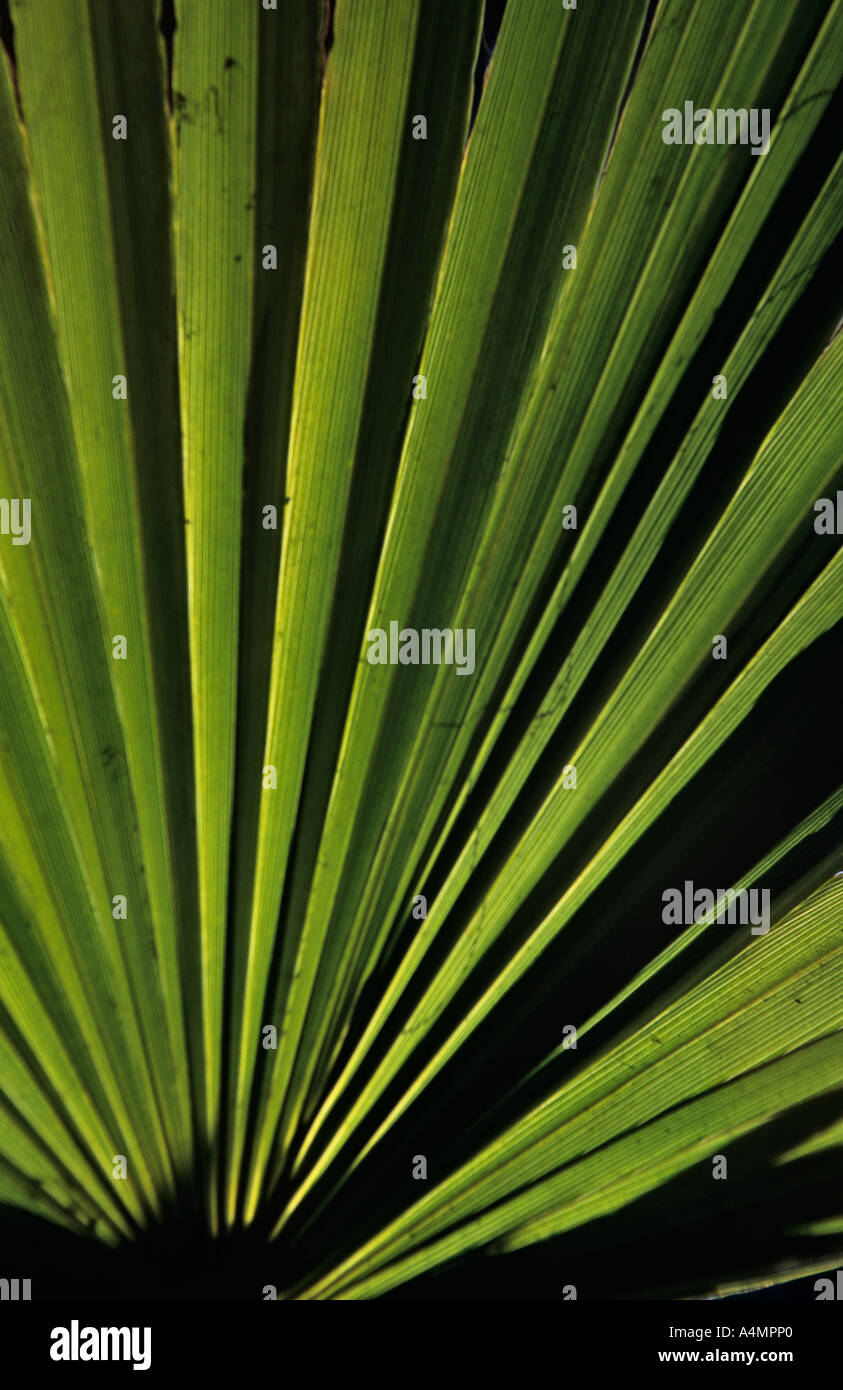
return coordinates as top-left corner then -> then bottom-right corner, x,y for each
0,0 -> 840,1300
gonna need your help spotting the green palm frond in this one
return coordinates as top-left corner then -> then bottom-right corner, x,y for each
0,0 -> 840,1300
